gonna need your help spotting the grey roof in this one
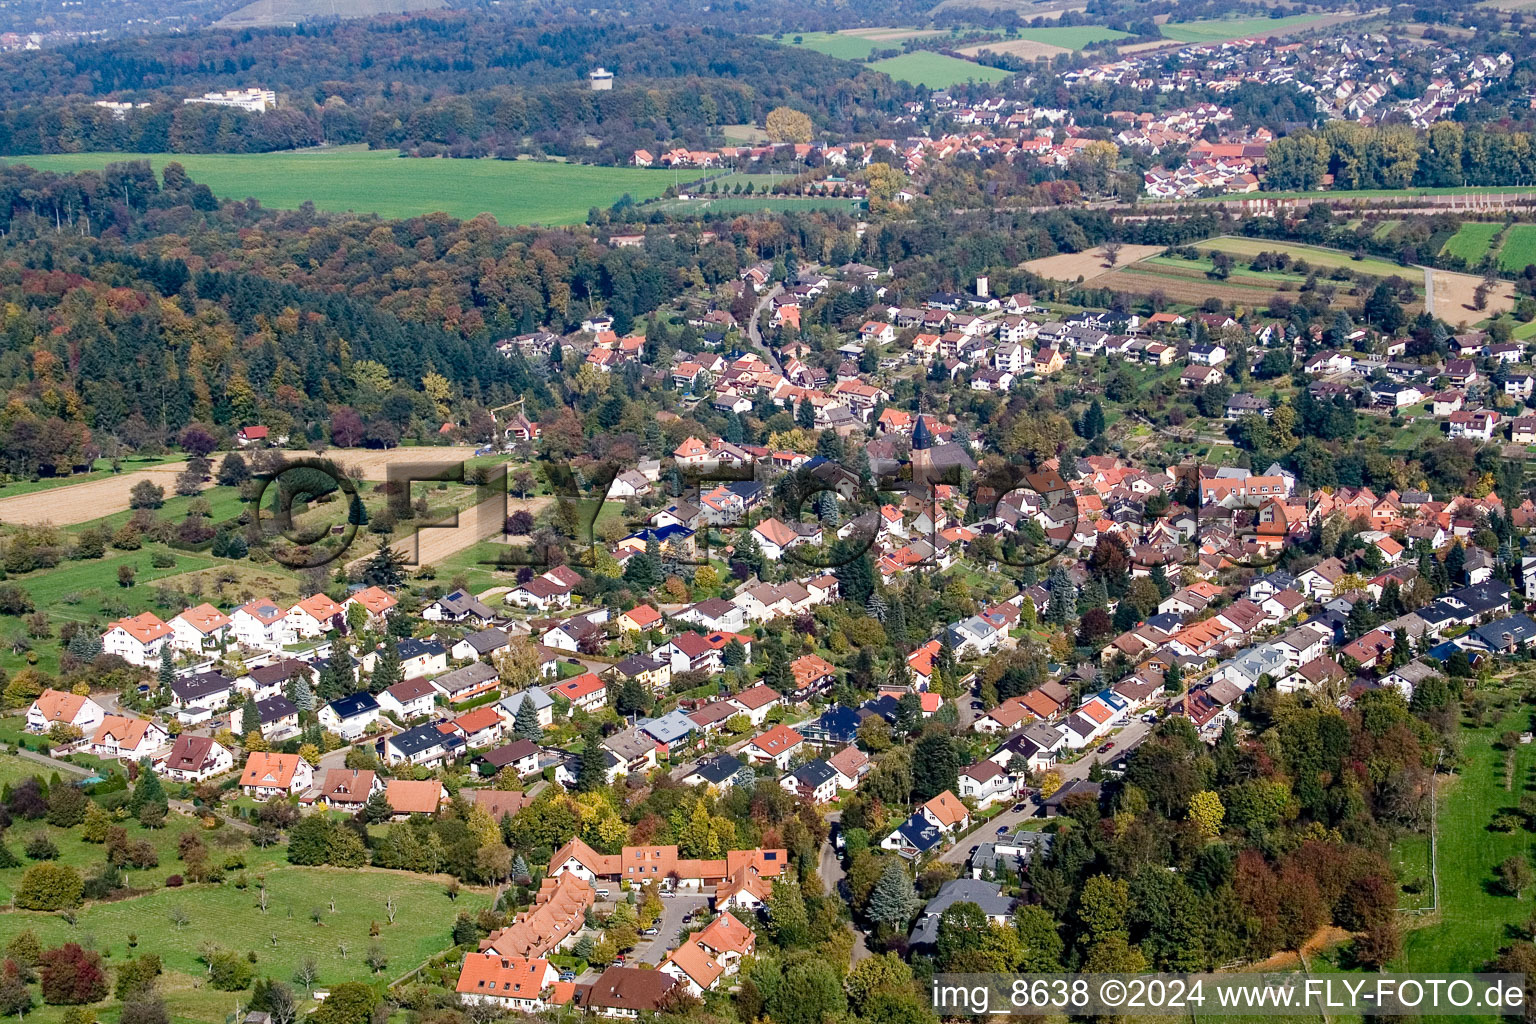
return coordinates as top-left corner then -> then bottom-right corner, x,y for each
433,589 -> 496,620
910,879 -> 1016,947
432,661 -> 499,695
458,628 -> 510,655
639,709 -> 695,745
499,688 -> 554,716
603,728 -> 656,762
171,671 -> 235,702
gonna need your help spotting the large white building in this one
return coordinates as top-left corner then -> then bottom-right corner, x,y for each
183,88 -> 276,112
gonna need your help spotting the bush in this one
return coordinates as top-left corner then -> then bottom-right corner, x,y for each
24,833 -> 59,860
208,951 -> 253,991
16,863 -> 82,909
164,875 -> 183,888
38,944 -> 107,1004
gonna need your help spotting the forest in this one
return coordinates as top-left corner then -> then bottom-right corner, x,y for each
0,21 -> 911,160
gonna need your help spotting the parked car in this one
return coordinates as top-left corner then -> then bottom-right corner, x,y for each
995,825 -> 1008,835
559,972 -> 576,983
659,890 -> 675,898
596,888 -> 612,898
1012,803 -> 1027,813
1097,741 -> 1115,753
641,927 -> 660,936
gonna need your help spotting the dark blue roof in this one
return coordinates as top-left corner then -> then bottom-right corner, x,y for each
1472,614 -> 1536,650
623,524 -> 695,545
397,638 -> 445,659
327,692 -> 380,719
803,705 -> 860,743
791,760 -> 837,787
391,723 -> 456,756
690,753 -> 744,786
896,813 -> 943,852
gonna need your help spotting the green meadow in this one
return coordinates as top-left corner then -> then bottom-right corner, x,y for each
1157,12 -> 1342,41
2,149 -> 674,226
866,51 -> 1014,88
1440,221 -> 1503,264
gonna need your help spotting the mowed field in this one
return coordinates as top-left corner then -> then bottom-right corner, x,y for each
0,460 -> 189,527
1440,220 -> 1503,263
1193,236 -> 1515,316
1118,10 -> 1362,53
1497,223 -> 1536,272
957,25 -> 1129,58
866,51 -> 1014,87
775,26 -> 945,58
1038,237 -> 1515,321
1,149 -> 673,226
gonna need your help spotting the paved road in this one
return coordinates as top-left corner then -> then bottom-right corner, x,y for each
630,890 -> 710,966
746,283 -> 785,375
938,717 -> 1154,866
817,811 -> 872,963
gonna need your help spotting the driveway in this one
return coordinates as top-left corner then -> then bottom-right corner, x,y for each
818,812 -> 872,962
630,890 -> 710,966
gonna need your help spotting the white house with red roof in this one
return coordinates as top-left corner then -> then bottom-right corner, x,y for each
170,603 -> 232,653
27,688 -> 106,735
102,612 -> 173,666
547,672 -> 607,714
743,724 -> 804,770
285,593 -> 343,639
344,586 -> 398,626
456,955 -> 559,1012
725,683 -> 782,726
230,597 -> 293,649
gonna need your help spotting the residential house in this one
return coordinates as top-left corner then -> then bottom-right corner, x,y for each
160,735 -> 233,783
378,678 -> 440,720
384,724 -> 463,768
239,752 -> 314,799
102,612 -> 173,666
88,715 -> 167,760
319,692 -> 382,741
743,724 -> 804,770
169,604 -> 232,653
26,689 -> 105,736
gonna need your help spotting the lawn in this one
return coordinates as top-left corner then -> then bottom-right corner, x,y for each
1498,224 -> 1536,273
1197,236 -> 1415,278
1158,12 -> 1340,41
0,810 -> 253,904
772,27 -> 949,59
1010,25 -> 1130,48
866,51 -> 1013,87
3,861 -> 488,985
1441,221 -> 1504,264
1,149 -> 674,227
1396,704 -> 1536,972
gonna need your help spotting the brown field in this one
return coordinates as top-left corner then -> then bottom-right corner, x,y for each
0,446 -> 485,529
321,445 -> 483,481
1021,244 -> 1169,283
957,38 -> 1070,58
839,26 -> 945,40
0,462 -> 189,527
1431,269 -> 1517,323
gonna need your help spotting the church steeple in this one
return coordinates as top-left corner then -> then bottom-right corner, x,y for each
912,414 -> 933,451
